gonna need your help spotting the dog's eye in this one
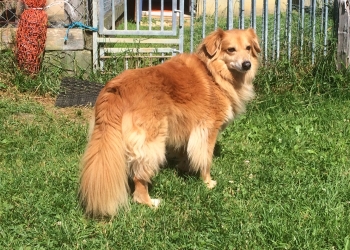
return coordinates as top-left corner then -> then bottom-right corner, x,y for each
246,46 -> 251,50
227,47 -> 236,53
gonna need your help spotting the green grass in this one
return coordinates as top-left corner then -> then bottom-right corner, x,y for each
0,86 -> 350,249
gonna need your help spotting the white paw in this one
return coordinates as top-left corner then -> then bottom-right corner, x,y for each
206,180 -> 217,189
151,199 -> 161,208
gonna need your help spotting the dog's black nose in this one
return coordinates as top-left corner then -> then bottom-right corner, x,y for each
242,61 -> 251,71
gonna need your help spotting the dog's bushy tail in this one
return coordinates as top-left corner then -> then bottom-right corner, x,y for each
79,86 -> 129,218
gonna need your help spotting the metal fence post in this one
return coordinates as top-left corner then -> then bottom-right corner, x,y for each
92,0 -> 98,71
336,0 -> 350,69
227,0 -> 233,29
287,0 -> 292,61
263,0 -> 268,61
323,0 -> 329,56
239,0 -> 245,29
190,0 -> 194,52
311,0 -> 316,64
202,0 -> 206,38
251,0 -> 256,30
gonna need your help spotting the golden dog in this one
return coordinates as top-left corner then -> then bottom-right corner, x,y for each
79,28 -> 261,217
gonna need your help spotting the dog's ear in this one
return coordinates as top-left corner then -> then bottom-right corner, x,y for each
248,28 -> 261,57
203,28 -> 224,57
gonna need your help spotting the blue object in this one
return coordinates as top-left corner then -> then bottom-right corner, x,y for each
64,22 -> 98,43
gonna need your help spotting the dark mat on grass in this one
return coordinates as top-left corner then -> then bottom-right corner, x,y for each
55,78 -> 104,107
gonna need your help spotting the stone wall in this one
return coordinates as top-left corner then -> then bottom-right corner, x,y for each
0,27 -> 92,74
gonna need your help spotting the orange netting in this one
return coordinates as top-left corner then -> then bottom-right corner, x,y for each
16,0 -> 47,75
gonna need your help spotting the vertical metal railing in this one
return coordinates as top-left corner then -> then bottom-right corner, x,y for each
263,0 -> 269,61
92,0 -> 98,70
323,0 -> 329,56
273,0 -> 281,60
148,0 -> 152,30
251,0 -> 256,30
202,0 -> 206,38
160,0 -> 164,31
123,0 -> 127,30
178,0 -> 184,53
227,0 -> 233,29
239,0 -> 245,29
287,0 -> 292,61
136,0 -> 140,30
214,0 -> 218,29
311,0 -> 317,64
300,0 -> 305,56
111,0 -> 115,30
190,0 -> 195,52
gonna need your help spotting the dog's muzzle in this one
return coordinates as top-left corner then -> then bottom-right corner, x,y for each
242,61 -> 251,71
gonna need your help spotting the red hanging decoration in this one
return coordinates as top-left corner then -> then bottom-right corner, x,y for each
16,0 -> 47,75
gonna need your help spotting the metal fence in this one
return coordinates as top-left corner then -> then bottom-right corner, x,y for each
94,0 -> 334,71
0,0 -> 334,71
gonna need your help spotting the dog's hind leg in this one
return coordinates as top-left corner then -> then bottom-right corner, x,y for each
129,138 -> 166,207
133,177 -> 161,207
187,126 -> 218,189
123,114 -> 167,207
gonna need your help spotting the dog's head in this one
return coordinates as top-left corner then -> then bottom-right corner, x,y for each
197,28 -> 261,73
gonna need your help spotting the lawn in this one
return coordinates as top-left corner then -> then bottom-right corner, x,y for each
0,10 -> 349,248
0,84 -> 349,248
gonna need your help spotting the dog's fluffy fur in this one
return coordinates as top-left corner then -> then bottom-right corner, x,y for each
79,28 -> 261,217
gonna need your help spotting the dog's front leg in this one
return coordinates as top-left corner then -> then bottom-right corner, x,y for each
201,166 -> 217,189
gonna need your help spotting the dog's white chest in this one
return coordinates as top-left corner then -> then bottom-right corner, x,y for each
225,105 -> 234,122
220,105 -> 234,131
